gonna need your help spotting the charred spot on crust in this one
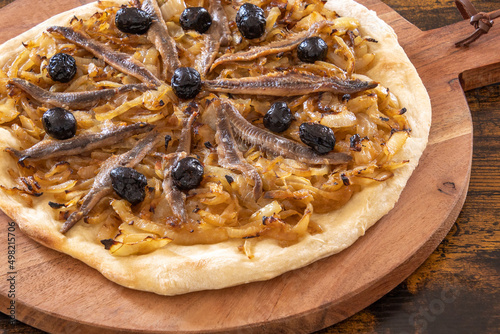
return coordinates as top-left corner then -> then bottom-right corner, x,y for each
225,175 -> 234,184
184,101 -> 200,115
48,201 -> 66,209
341,173 -> 350,186
204,141 -> 214,149
59,210 -> 70,220
164,135 -> 172,150
243,234 -> 259,239
100,238 -> 115,250
262,215 -> 281,226
350,134 -> 362,152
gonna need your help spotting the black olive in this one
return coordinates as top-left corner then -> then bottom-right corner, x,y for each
47,53 -> 77,83
171,67 -> 202,100
180,7 -> 212,33
115,7 -> 152,35
299,123 -> 336,155
297,37 -> 328,63
110,167 -> 148,205
236,3 -> 266,39
263,102 -> 292,133
42,107 -> 77,140
171,157 -> 204,191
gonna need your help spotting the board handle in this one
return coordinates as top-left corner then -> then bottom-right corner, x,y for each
454,0 -> 500,47
402,0 -> 500,91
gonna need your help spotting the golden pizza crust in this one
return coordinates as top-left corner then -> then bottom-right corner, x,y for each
0,0 -> 431,295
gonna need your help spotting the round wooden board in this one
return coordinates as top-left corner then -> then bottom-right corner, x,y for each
0,0 -> 498,333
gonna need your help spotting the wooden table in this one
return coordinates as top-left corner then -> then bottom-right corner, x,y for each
0,0 -> 498,333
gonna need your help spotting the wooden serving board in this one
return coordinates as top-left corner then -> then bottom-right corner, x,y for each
0,0 -> 499,333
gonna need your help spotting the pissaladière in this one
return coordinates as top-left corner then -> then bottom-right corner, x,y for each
0,0 -> 431,295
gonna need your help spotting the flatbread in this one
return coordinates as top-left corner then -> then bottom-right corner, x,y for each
0,0 -> 431,295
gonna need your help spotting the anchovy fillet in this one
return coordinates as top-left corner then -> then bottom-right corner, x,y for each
210,20 -> 333,71
213,102 -> 262,200
213,0 -> 231,47
6,123 -> 154,166
162,110 -> 199,222
10,78 -> 148,109
221,101 -> 351,165
204,72 -> 378,96
141,0 -> 180,80
60,131 -> 161,233
47,26 -> 162,87
196,0 -> 230,76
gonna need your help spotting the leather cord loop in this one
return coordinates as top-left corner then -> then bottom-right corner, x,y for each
455,0 -> 478,20
455,0 -> 500,47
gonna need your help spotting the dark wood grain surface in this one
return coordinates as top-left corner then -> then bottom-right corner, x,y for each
0,0 -> 498,333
